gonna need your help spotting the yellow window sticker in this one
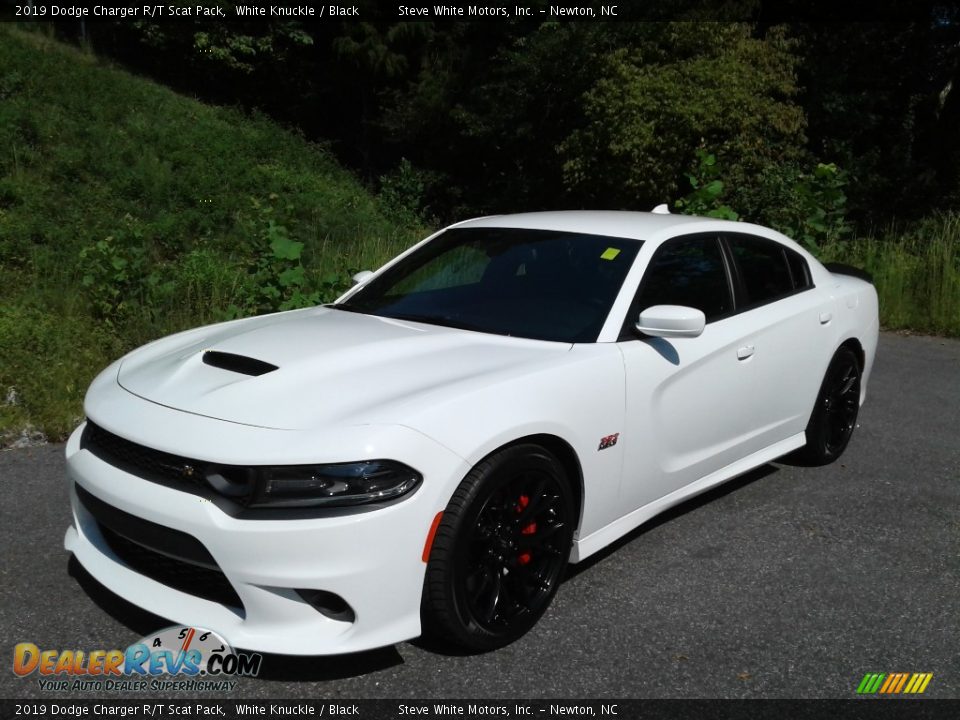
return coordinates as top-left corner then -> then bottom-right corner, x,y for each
600,247 -> 621,260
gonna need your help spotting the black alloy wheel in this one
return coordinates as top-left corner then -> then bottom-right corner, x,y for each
798,346 -> 862,465
422,444 -> 575,651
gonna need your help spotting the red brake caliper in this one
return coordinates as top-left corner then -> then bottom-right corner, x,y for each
516,494 -> 536,565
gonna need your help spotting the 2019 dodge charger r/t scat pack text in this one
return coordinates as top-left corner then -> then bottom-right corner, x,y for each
65,211 -> 879,654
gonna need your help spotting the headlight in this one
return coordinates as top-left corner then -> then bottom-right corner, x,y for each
236,460 -> 422,509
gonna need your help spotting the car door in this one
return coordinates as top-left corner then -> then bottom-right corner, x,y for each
616,233 -> 778,512
720,232 -> 825,443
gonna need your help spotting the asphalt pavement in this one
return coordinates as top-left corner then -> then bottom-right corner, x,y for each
1,332 -> 957,700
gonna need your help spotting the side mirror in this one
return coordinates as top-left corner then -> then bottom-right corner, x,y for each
351,270 -> 374,286
635,305 -> 705,338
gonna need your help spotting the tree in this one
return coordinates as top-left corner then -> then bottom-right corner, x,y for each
795,17 -> 960,220
559,23 -> 806,211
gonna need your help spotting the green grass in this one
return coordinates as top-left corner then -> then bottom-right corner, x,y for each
0,30 -> 410,258
820,213 -> 960,337
0,305 -> 122,441
0,27 -> 421,443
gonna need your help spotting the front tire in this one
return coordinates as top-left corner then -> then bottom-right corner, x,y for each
422,444 -> 575,652
797,346 -> 862,465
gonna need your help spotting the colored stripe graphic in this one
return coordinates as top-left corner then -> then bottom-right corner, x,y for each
856,673 -> 882,693
857,672 -> 932,694
879,674 -> 896,693
904,673 -> 933,694
893,673 -> 909,693
880,673 -> 906,693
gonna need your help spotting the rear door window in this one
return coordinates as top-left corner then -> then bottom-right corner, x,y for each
727,235 -> 806,307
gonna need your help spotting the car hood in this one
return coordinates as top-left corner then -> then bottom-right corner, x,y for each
117,307 -> 571,430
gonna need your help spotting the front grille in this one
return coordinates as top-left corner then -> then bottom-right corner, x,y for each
77,484 -> 216,567
81,421 -> 208,494
100,527 -> 244,609
77,485 -> 244,610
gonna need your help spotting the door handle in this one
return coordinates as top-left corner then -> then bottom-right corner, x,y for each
819,311 -> 833,324
737,345 -> 755,360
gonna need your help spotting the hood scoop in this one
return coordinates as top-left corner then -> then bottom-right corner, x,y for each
202,350 -> 278,377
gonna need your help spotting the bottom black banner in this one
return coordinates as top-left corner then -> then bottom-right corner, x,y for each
2,699 -> 957,720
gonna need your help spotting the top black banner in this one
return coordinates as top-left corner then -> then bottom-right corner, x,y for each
1,0 -> 958,23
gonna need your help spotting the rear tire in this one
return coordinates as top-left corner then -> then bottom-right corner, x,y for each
796,346 -> 862,465
422,444 -> 575,652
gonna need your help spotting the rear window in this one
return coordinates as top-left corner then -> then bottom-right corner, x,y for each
786,248 -> 812,289
729,235 -> 808,306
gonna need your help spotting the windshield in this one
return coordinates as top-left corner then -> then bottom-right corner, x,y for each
337,227 -> 642,343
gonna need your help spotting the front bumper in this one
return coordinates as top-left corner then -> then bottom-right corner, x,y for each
64,419 -> 470,655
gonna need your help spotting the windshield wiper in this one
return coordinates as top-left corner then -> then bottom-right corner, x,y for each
384,313 -> 490,334
326,306 -> 496,334
324,302 -> 364,313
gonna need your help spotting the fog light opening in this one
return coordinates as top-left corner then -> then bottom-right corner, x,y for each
295,589 -> 356,623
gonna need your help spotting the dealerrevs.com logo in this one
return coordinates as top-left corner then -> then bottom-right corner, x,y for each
13,626 -> 262,692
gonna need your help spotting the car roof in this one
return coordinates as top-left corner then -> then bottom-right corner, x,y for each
453,210 -> 728,242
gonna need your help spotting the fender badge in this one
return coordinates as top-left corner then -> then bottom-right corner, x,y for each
598,433 -> 619,451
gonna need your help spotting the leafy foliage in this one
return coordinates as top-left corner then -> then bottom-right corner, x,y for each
796,22 -> 960,221
0,27 -> 420,441
561,24 -> 805,209
4,19 -> 960,443
228,196 -> 321,317
74,12 -> 960,223
675,148 -> 852,252
191,24 -> 314,73
675,149 -> 739,220
0,304 -> 122,442
378,158 -> 432,226
771,162 -> 852,252
79,218 -> 175,326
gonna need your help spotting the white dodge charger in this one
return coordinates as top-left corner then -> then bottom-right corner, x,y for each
64,211 -> 879,654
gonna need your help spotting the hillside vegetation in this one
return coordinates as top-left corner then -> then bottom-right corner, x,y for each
2,27 -> 958,446
0,28 -> 420,444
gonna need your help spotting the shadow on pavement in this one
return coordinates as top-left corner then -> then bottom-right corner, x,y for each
413,463 -> 781,658
566,462 -> 780,579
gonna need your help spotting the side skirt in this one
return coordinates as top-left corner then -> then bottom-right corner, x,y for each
569,432 -> 806,563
